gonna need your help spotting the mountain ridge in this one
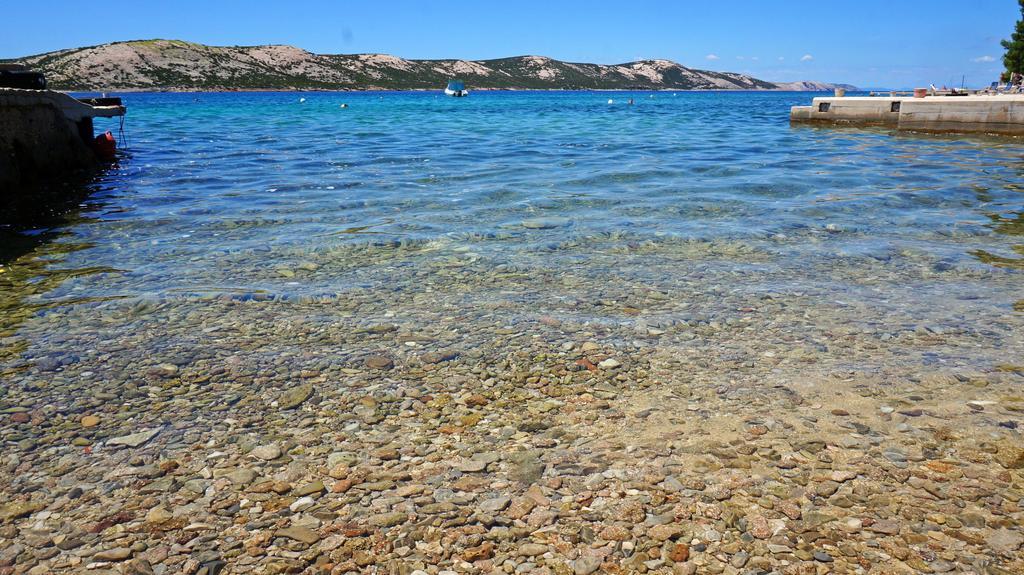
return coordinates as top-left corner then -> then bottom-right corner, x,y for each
4,40 -> 856,92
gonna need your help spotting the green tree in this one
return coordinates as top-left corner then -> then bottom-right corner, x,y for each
1003,0 -> 1024,74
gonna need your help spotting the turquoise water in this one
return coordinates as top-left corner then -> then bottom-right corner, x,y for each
3,91 -> 1024,371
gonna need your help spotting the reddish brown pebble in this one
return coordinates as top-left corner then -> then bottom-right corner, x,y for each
598,525 -> 631,541
463,541 -> 494,562
668,543 -> 690,562
341,525 -> 367,537
750,515 -> 772,539
465,394 -> 488,407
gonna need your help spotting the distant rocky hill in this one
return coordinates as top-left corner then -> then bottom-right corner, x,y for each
773,80 -> 855,91
4,40 -> 855,92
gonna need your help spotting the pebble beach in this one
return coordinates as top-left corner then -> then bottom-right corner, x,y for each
1,91 -> 1023,574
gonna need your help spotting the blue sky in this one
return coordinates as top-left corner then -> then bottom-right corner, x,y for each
2,1 -> 1017,88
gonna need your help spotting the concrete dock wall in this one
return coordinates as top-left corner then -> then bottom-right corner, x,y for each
0,91 -> 97,194
1,89 -> 125,218
898,97 -> 1024,134
790,97 -> 901,126
791,95 -> 1024,136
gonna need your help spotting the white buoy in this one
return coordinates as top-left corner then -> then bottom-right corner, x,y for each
608,99 -> 614,104
299,97 -> 306,103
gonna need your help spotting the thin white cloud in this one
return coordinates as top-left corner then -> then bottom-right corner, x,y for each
800,54 -> 814,62
751,56 -> 760,61
972,55 -> 995,63
705,54 -> 719,61
778,56 -> 785,61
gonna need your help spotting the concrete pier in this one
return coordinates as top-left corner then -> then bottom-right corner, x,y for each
790,95 -> 1024,136
1,88 -> 125,216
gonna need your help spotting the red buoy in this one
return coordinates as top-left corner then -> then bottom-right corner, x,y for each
93,131 -> 117,160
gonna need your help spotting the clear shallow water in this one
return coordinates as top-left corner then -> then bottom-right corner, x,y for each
2,91 -> 1024,372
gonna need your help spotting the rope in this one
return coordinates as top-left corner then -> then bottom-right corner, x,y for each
118,113 -> 130,150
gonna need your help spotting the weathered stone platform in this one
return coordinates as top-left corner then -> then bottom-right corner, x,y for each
1,88 -> 125,216
790,94 -> 1024,136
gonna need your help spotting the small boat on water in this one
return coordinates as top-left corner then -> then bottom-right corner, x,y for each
444,80 -> 469,97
